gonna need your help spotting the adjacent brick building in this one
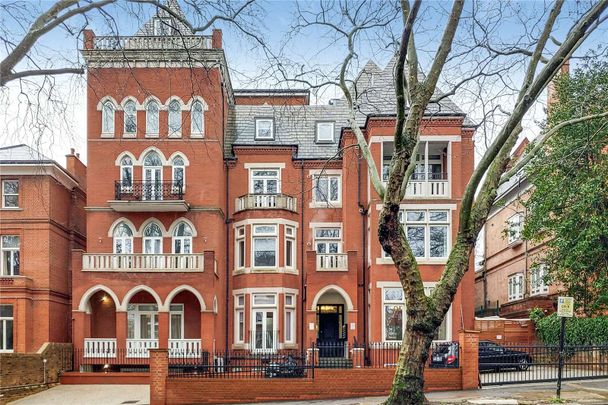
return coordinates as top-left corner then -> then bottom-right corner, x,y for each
0,145 -> 86,353
71,1 -> 476,368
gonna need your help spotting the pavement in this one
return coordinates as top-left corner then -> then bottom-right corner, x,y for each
4,379 -> 608,405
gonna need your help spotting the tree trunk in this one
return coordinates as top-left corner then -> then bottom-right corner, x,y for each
385,328 -> 434,405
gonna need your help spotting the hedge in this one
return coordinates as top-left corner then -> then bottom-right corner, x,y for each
529,308 -> 608,345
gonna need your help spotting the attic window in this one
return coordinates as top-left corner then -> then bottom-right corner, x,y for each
153,18 -> 173,35
316,122 -> 335,143
255,118 -> 274,140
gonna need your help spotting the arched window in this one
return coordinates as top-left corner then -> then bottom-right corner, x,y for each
146,101 -> 159,135
113,222 -> 133,254
172,155 -> 185,192
102,101 -> 115,135
173,222 -> 193,254
120,156 -> 133,191
124,100 -> 137,135
168,100 -> 181,136
143,222 -> 163,254
191,101 -> 204,136
143,151 -> 163,200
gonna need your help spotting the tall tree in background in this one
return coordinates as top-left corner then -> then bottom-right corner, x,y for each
523,59 -> 608,316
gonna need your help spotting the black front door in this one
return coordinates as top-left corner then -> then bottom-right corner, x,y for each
316,304 -> 346,357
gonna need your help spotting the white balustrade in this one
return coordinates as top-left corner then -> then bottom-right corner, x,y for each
316,253 -> 348,271
169,339 -> 202,358
235,194 -> 297,212
126,339 -> 159,358
84,338 -> 117,358
82,254 -> 204,272
93,35 -> 213,50
405,180 -> 448,198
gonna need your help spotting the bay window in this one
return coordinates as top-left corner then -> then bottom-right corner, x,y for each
234,295 -> 245,344
284,294 -> 295,344
235,226 -> 245,269
252,225 -> 277,268
285,226 -> 295,270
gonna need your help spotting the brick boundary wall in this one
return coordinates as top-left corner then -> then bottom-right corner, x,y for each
150,331 -> 479,405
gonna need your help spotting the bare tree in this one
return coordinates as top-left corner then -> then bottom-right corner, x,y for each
274,1 -> 608,403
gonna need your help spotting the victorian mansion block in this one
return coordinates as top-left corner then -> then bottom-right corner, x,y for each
70,3 -> 476,366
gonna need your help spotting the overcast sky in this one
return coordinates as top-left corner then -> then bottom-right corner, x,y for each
0,0 -> 605,165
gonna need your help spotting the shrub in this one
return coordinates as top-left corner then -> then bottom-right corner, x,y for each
530,308 -> 608,345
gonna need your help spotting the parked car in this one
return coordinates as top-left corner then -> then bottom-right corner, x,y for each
265,355 -> 305,378
429,342 -> 459,368
478,340 -> 533,371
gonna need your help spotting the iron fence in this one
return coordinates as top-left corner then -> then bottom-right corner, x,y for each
367,341 -> 460,369
168,349 -> 312,379
480,342 -> 608,386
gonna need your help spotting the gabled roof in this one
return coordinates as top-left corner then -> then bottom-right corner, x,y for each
0,144 -> 53,163
135,0 -> 194,36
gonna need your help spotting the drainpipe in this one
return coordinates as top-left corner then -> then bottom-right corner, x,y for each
222,80 -> 230,352
357,151 -> 369,360
300,163 -> 306,348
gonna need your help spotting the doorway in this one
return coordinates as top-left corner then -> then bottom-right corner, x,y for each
316,304 -> 346,357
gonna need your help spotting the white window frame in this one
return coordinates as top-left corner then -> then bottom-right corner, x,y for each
398,209 -> 450,261
312,174 -> 341,206
284,226 -> 296,270
380,282 -> 452,343
284,294 -> 296,344
190,101 -> 205,137
251,293 -> 277,352
168,100 -> 182,138
120,157 -> 134,193
101,101 -> 115,136
508,273 -> 524,301
315,122 -> 335,143
507,213 -> 524,244
127,303 -> 159,340
0,305 -> 13,353
252,225 -> 278,269
530,264 -> 549,296
123,99 -> 137,137
255,118 -> 274,140
153,17 -> 173,35
145,100 -> 160,137
2,180 -> 19,208
171,156 -> 186,192
142,222 -> 163,254
235,226 -> 246,270
234,295 -> 245,344
314,227 -> 342,254
0,236 -> 20,276
113,223 -> 134,254
172,222 -> 193,254
250,169 -> 280,194
169,304 -> 184,340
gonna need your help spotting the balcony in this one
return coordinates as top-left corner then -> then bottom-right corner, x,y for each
235,193 -> 297,213
84,338 -> 117,358
93,35 -> 213,51
316,253 -> 348,271
109,181 -> 188,212
82,253 -> 204,272
404,173 -> 449,198
126,339 -> 159,358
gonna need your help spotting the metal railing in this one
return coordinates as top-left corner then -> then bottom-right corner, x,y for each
235,193 -> 297,213
366,341 -> 460,369
480,343 -> 608,386
114,180 -> 183,201
316,253 -> 348,271
82,253 -> 204,271
93,35 -> 213,50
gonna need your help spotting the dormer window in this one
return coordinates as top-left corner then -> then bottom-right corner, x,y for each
255,118 -> 274,140
153,18 -> 173,35
316,122 -> 335,143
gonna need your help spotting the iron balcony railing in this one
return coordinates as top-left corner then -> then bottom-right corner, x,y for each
235,193 -> 297,213
115,180 -> 183,201
93,35 -> 213,50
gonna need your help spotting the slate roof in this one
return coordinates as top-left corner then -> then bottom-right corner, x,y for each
135,0 -> 194,36
0,144 -> 54,164
226,56 -> 475,159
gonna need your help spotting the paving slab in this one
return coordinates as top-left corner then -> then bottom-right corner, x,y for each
7,385 -> 149,405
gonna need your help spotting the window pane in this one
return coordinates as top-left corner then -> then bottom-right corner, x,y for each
124,101 -> 136,133
406,211 -> 425,222
286,240 -> 293,267
315,228 -> 340,238
4,196 -> 18,207
169,101 -> 182,134
191,102 -> 204,134
435,314 -> 447,340
254,238 -> 276,267
102,102 -> 114,133
146,102 -> 159,133
328,243 -> 339,253
406,226 -> 425,257
316,243 -> 327,254
384,288 -> 403,302
122,167 -> 133,186
3,181 -> 18,194
253,295 -> 275,305
429,226 -> 448,257
238,240 -> 245,267
315,177 -> 328,201
429,211 -> 448,222
0,305 -> 13,317
1,236 -> 19,248
144,223 -> 162,237
254,225 -> 276,235
143,152 -> 162,166
330,178 -> 339,201
285,310 -> 292,341
170,313 -> 182,339
384,305 -> 403,341
140,314 -> 151,339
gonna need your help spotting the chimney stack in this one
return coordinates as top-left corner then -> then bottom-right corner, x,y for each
547,59 -> 570,112
65,149 -> 87,190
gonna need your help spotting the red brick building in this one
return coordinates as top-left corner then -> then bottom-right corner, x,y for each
72,1 -> 476,368
0,145 -> 86,353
